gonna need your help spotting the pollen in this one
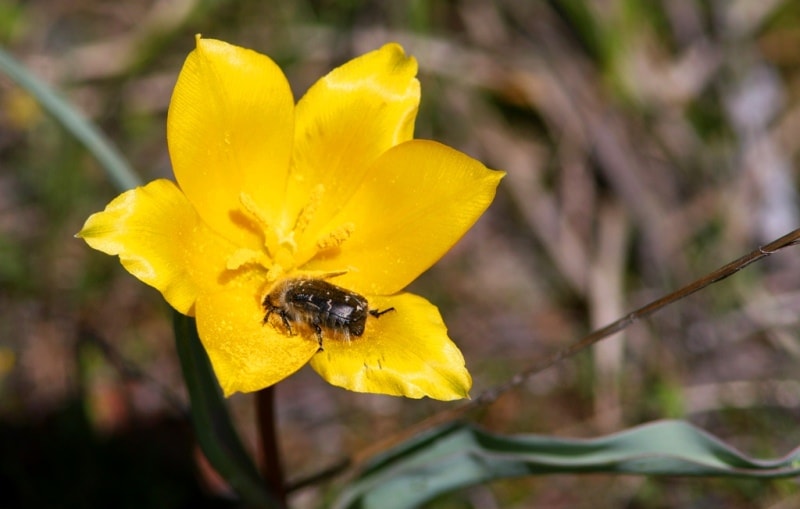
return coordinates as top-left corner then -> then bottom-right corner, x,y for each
293,184 -> 325,234
317,222 -> 355,252
225,248 -> 269,271
239,192 -> 278,256
239,192 -> 271,230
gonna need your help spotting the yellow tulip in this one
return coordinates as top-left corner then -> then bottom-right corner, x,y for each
78,36 -> 503,400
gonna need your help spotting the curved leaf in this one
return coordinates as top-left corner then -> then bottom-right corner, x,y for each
334,420 -> 800,509
173,312 -> 282,508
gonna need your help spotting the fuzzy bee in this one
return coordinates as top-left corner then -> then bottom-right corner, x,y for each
263,278 -> 394,347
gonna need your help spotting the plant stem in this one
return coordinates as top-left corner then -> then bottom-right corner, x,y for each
256,386 -> 287,507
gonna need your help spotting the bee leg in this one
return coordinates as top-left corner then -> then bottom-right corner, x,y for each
370,307 -> 395,318
278,311 -> 293,335
262,296 -> 276,325
313,324 -> 324,352
262,298 -> 276,325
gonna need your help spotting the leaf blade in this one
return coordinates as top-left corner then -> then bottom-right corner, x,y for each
335,420 -> 800,509
173,311 -> 282,508
0,45 -> 141,192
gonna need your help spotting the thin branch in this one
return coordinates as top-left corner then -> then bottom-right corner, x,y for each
342,227 -> 800,470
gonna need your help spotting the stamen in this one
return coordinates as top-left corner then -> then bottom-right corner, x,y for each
226,249 -> 269,271
276,230 -> 298,254
239,192 -> 271,230
294,184 -> 325,233
316,222 -> 355,251
295,269 -> 349,280
239,192 -> 280,257
265,264 -> 286,283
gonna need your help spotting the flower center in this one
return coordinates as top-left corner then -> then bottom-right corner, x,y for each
225,189 -> 355,286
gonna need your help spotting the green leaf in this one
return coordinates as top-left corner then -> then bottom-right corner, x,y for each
0,45 -> 140,192
173,312 -> 282,508
334,420 -> 800,509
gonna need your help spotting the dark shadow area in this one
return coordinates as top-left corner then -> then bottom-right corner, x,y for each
0,400 -> 236,509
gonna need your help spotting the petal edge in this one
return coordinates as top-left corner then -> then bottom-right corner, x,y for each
196,284 -> 320,395
168,37 -> 295,246
305,140 -> 504,295
309,292 -> 471,400
77,179 -> 231,315
287,43 -> 421,237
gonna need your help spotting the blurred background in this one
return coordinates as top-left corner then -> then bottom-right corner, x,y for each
2,0 -> 800,507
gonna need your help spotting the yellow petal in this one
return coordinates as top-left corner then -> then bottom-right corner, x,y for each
168,36 -> 295,246
287,43 -> 420,239
195,283 -> 320,396
309,293 -> 471,400
305,140 -> 504,295
77,179 -> 232,315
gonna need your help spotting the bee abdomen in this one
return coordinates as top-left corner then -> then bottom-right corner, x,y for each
263,278 -> 382,345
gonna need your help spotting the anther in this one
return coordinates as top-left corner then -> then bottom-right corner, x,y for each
293,184 -> 325,234
239,192 -> 271,231
226,249 -> 268,271
316,223 -> 355,252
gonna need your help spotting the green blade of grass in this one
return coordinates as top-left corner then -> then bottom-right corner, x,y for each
0,45 -> 141,192
335,420 -> 800,509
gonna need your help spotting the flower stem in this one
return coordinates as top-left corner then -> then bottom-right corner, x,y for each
256,386 -> 287,507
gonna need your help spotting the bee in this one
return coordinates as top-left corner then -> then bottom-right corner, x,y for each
263,278 -> 394,348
